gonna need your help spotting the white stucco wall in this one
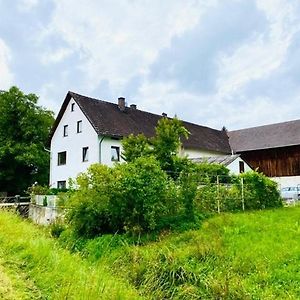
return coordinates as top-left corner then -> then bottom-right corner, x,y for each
100,136 -> 124,167
182,148 -> 224,159
227,157 -> 252,175
272,176 -> 300,189
50,98 -> 99,188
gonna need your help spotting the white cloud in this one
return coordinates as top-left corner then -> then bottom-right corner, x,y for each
41,0 -> 217,94
0,39 -> 13,90
216,0 -> 300,96
41,47 -> 73,65
17,0 -> 39,11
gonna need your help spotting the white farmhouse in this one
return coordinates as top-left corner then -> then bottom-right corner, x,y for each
49,92 -> 250,188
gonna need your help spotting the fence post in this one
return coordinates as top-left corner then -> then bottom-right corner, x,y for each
15,195 -> 20,204
241,178 -> 245,211
217,175 -> 220,214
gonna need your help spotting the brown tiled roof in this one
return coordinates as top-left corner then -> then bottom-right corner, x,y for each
49,91 -> 231,153
228,119 -> 300,152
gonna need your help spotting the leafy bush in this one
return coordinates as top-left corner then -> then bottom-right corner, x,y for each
66,157 -> 169,237
236,171 -> 282,209
66,164 -> 115,237
111,156 -> 168,234
195,171 -> 282,213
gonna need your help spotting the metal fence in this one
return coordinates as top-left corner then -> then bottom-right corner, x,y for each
0,195 -> 31,217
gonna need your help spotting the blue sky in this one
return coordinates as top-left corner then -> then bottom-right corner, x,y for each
1,0 -> 300,130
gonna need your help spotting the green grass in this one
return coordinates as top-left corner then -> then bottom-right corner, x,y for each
89,207 -> 300,299
1,207 -> 300,299
0,211 -> 141,299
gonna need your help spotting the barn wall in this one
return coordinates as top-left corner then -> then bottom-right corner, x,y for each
240,145 -> 300,177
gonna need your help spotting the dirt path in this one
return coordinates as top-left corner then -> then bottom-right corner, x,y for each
0,258 -> 42,300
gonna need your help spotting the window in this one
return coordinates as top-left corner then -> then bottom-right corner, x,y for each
82,147 -> 89,162
57,181 -> 66,189
77,120 -> 82,133
58,151 -> 67,165
111,146 -> 120,161
71,103 -> 75,111
63,125 -> 68,137
239,161 -> 245,173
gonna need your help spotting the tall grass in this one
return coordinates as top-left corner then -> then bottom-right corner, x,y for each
1,208 -> 300,299
89,207 -> 300,299
0,211 -> 141,299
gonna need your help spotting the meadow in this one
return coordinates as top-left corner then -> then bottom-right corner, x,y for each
0,207 -> 299,299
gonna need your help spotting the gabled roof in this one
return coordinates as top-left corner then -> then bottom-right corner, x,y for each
190,154 -> 240,166
228,119 -> 300,152
49,91 -> 231,153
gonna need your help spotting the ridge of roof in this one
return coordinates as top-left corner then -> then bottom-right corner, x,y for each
49,91 -> 232,153
228,118 -> 300,152
229,118 -> 300,133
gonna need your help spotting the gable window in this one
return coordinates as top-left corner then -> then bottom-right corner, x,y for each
63,125 -> 68,137
111,146 -> 120,162
77,120 -> 82,133
58,151 -> 67,165
57,181 -> 66,189
239,161 -> 245,173
82,147 -> 89,162
71,103 -> 75,111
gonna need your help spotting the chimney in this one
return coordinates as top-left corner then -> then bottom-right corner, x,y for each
118,97 -> 125,111
162,112 -> 167,117
130,104 -> 137,110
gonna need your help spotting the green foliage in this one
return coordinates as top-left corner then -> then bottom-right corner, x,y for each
122,134 -> 151,162
0,211 -> 140,299
66,158 -> 168,236
122,117 -> 190,175
194,162 -> 231,183
152,117 -> 189,173
66,164 -> 114,237
236,171 -> 283,209
112,156 -> 168,234
0,87 -> 54,195
27,184 -> 49,195
42,196 -> 48,207
59,207 -> 300,300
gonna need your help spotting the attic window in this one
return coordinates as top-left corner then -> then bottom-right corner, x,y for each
111,146 -> 120,162
71,103 -> 75,111
239,161 -> 245,173
77,120 -> 82,133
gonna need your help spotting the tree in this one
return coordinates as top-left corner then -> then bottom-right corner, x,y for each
122,117 -> 190,175
122,133 -> 151,162
151,117 -> 189,174
0,87 -> 54,195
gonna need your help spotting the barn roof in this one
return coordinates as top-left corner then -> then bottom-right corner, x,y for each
228,119 -> 300,152
49,91 -> 231,153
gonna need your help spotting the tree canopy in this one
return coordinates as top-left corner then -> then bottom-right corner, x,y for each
122,116 -> 189,175
0,87 -> 54,195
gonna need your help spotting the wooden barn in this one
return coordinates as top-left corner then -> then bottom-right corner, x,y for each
228,119 -> 300,188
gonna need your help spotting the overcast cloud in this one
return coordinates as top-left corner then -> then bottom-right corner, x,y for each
0,0 -> 300,129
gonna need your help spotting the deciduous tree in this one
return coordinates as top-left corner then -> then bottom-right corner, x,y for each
0,87 -> 54,195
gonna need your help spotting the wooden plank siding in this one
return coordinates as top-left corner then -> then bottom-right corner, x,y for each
240,145 -> 300,177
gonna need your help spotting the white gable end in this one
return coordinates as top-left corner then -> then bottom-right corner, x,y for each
49,97 -> 99,188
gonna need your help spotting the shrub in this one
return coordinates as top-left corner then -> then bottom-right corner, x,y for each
111,156 -> 168,234
66,164 -> 115,237
66,157 -> 169,237
236,171 -> 282,209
